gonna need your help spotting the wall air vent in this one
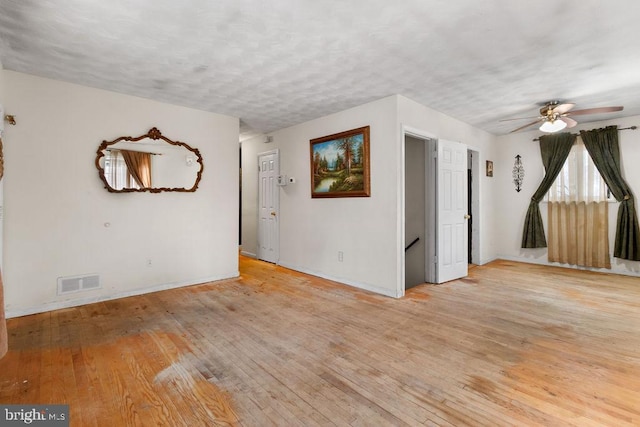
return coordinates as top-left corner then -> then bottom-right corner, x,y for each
57,274 -> 101,295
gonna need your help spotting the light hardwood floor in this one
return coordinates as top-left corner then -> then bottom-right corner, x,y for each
1,257 -> 639,426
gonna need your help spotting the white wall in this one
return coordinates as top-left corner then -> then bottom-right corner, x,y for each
241,95 -> 499,297
495,114 -> 640,276
2,71 -> 240,316
150,146 -> 200,190
0,63 -> 4,108
243,96 -> 400,296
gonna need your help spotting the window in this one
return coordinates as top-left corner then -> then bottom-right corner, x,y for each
103,150 -> 140,190
546,140 -> 608,203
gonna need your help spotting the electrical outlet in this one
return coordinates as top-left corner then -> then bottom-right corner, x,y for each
338,251 -> 343,262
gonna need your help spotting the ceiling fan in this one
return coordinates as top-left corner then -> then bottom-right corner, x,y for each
502,101 -> 624,133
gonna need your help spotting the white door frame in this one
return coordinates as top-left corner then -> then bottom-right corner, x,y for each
399,125 -> 482,296
257,149 -> 280,263
399,126 -> 438,297
467,146 -> 481,266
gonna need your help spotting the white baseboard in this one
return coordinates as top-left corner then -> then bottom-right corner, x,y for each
6,272 -> 240,319
476,256 -> 498,266
496,254 -> 640,278
240,250 -> 257,258
277,261 -> 400,298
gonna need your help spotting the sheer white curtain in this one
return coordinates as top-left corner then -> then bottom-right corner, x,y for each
547,139 -> 610,268
104,150 -> 140,190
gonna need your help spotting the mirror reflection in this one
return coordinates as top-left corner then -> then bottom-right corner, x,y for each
96,127 -> 203,193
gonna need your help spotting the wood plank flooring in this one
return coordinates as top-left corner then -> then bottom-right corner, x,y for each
1,257 -> 639,426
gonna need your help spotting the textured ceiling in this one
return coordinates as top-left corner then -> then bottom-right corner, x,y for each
1,0 -> 640,139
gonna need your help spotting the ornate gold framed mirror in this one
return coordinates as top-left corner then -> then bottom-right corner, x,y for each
96,127 -> 203,193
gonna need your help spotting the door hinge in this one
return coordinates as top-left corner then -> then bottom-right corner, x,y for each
433,255 -> 438,264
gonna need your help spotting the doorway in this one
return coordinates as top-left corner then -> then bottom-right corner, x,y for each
467,148 -> 480,266
404,135 -> 436,289
402,129 -> 479,294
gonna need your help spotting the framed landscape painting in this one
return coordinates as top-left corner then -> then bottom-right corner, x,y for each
310,126 -> 370,198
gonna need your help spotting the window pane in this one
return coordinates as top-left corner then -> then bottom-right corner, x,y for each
104,151 -> 140,190
547,140 -> 607,203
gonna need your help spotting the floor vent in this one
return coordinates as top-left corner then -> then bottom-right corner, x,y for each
57,274 -> 101,295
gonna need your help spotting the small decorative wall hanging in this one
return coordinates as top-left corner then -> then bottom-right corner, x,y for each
486,160 -> 493,177
512,154 -> 524,192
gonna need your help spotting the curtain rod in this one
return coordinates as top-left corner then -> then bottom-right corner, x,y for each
532,125 -> 637,141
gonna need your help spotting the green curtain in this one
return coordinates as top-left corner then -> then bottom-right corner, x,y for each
521,132 -> 575,248
580,126 -> 640,260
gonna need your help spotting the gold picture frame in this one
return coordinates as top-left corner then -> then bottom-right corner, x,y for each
310,126 -> 371,198
486,160 -> 494,177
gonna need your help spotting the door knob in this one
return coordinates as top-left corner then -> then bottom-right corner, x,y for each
464,214 -> 471,219
270,212 -> 277,216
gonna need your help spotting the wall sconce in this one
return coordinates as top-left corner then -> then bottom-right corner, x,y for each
513,155 -> 524,192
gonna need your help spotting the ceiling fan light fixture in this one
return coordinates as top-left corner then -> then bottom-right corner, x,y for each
539,119 -> 567,133
505,102 -> 623,133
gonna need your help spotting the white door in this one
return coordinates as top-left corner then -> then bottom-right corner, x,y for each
437,139 -> 468,283
257,150 -> 279,263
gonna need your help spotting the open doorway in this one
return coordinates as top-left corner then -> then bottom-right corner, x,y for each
467,148 -> 480,266
402,129 -> 480,294
404,134 -> 436,289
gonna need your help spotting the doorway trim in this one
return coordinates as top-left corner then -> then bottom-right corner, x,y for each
467,146 -> 481,266
399,125 -> 438,297
399,125 -> 482,297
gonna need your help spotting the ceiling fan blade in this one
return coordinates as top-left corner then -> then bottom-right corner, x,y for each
499,116 -> 540,122
566,106 -> 624,116
510,119 -> 542,133
552,103 -> 575,114
560,117 -> 578,128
